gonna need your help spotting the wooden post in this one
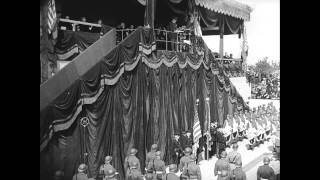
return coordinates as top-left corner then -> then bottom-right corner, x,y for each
219,18 -> 225,59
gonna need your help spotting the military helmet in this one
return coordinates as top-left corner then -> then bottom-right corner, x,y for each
130,148 -> 138,155
263,157 -> 270,165
151,144 -> 158,151
155,151 -> 161,157
220,151 -> 227,158
105,156 -> 112,163
54,170 -> 64,179
78,164 -> 87,173
184,147 -> 192,154
105,168 -> 116,178
169,164 -> 177,172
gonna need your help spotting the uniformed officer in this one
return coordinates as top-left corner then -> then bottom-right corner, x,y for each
181,132 -> 193,150
172,135 -> 183,167
163,164 -> 179,180
127,161 -> 144,180
147,151 -> 166,180
230,161 -> 246,180
146,144 -> 158,168
227,143 -> 242,171
124,148 -> 141,179
178,147 -> 192,171
99,156 -> 116,180
214,151 -> 231,180
105,168 -> 117,180
72,164 -> 89,180
257,157 -> 275,180
181,154 -> 201,180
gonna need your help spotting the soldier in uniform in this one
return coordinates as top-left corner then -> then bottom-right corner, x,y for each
227,143 -> 242,171
214,151 -> 231,180
224,114 -> 233,147
163,164 -> 179,180
105,168 -> 118,180
124,148 -> 141,180
147,151 -> 166,180
181,131 -> 193,151
257,157 -> 275,180
232,112 -> 239,143
127,161 -> 144,180
172,135 -> 183,167
178,147 -> 192,171
99,156 -> 116,180
181,154 -> 201,180
146,144 -> 158,169
72,164 -> 89,180
230,161 -> 246,180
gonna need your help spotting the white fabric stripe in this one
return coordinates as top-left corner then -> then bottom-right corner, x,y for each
57,46 -> 79,60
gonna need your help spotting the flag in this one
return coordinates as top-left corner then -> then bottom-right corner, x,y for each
193,102 -> 201,154
47,0 -> 57,34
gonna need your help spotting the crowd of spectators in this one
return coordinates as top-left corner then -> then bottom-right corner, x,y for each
247,71 -> 280,99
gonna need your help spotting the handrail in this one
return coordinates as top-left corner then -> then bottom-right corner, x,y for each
59,18 -> 102,27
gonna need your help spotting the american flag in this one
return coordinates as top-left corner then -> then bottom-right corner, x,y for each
193,101 -> 201,149
47,0 -> 57,34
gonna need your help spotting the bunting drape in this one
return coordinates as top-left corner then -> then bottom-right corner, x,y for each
40,27 -> 248,180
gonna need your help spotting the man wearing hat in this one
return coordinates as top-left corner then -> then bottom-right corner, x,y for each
257,157 -> 275,180
72,164 -> 89,180
178,147 -> 192,171
181,154 -> 201,180
214,151 -> 231,180
146,144 -> 158,169
127,161 -> 144,180
147,151 -> 166,180
227,143 -> 242,171
230,161 -> 246,180
124,148 -> 141,180
99,156 -> 116,180
163,164 -> 179,180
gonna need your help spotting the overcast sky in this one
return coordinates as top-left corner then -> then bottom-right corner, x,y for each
202,0 -> 280,65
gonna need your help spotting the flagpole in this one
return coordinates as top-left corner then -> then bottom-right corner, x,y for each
205,97 -> 210,160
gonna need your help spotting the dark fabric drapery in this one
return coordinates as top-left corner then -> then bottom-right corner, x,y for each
198,6 -> 243,36
40,27 -> 248,180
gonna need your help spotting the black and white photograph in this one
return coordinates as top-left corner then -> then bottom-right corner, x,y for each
40,0 -> 280,179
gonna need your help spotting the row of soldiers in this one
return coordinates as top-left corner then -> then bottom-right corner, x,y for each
72,144 -> 202,180
219,103 -> 280,150
214,143 -> 279,180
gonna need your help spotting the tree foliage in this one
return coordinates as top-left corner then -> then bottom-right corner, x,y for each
249,57 -> 279,75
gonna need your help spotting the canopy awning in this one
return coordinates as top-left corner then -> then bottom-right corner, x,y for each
195,0 -> 252,21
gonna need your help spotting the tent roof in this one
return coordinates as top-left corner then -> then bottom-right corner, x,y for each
195,0 -> 252,21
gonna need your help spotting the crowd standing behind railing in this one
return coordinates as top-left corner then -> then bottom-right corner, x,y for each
246,70 -> 280,99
